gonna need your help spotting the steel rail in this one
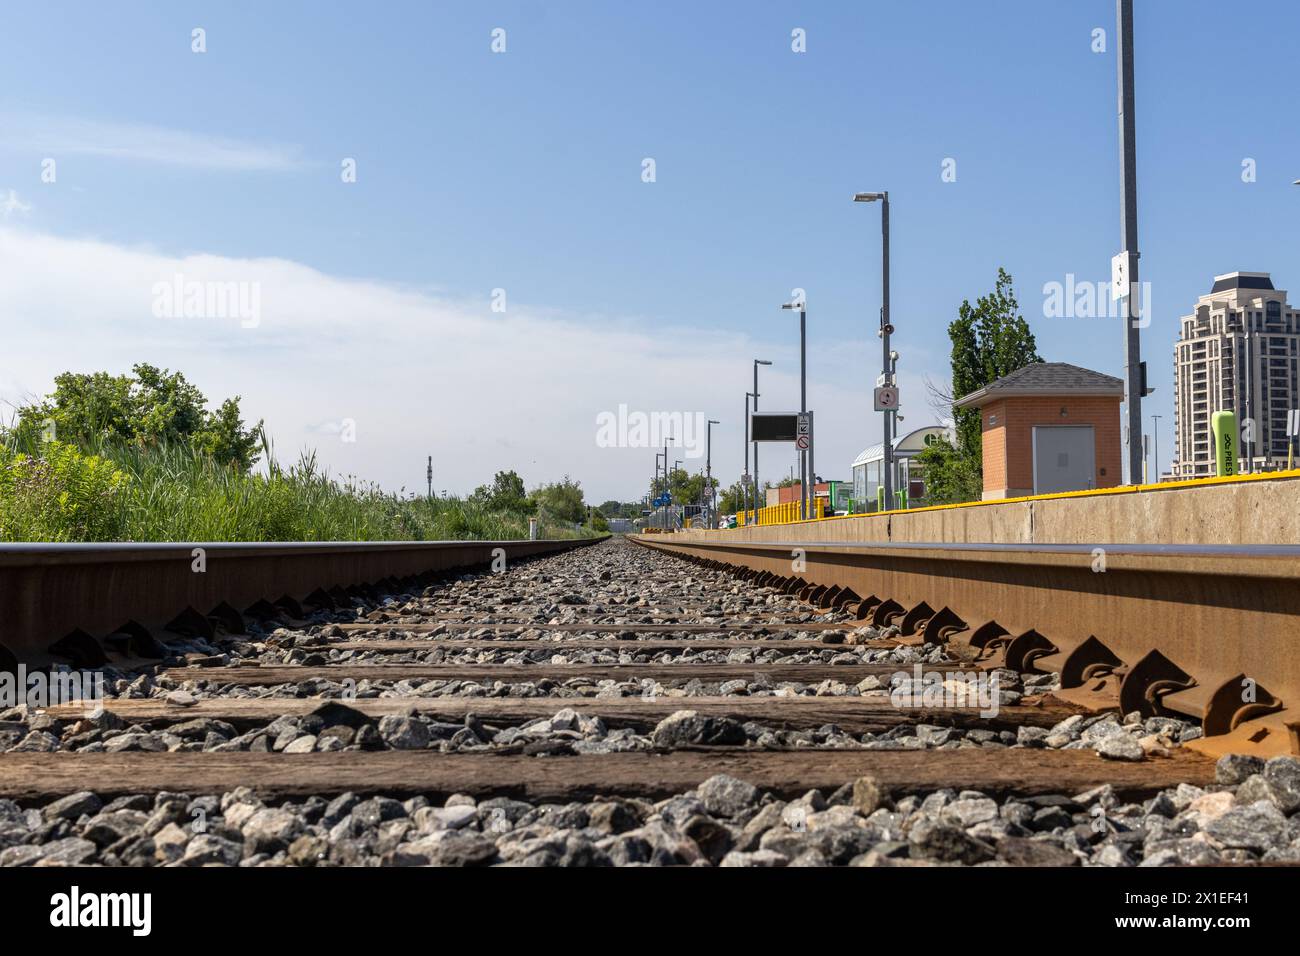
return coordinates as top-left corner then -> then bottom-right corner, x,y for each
631,535 -> 1300,756
0,538 -> 603,667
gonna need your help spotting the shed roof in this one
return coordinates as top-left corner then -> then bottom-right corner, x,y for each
952,362 -> 1124,410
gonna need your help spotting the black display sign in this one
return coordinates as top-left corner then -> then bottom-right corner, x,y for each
750,413 -> 800,442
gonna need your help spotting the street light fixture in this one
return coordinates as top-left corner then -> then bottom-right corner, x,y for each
854,189 -> 894,508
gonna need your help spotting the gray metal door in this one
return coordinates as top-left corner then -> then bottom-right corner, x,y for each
1032,425 -> 1095,494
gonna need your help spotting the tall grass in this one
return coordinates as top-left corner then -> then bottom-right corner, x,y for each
0,434 -> 586,543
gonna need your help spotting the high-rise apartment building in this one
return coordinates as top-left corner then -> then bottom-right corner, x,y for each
1173,272 -> 1300,477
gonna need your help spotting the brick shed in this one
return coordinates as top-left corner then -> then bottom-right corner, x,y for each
953,362 -> 1125,499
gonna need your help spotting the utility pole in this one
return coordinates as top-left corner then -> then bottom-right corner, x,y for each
1117,0 -> 1147,485
1151,413 -> 1162,482
706,419 -> 719,528
881,194 -> 892,508
800,307 -> 808,519
673,458 -> 683,529
781,300 -> 809,518
744,391 -> 755,521
853,191 -> 893,507
655,451 -> 664,530
753,359 -> 771,520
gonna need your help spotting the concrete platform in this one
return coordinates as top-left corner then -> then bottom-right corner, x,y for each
677,472 -> 1300,546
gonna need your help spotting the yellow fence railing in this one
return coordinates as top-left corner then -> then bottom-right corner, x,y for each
753,498 -> 825,526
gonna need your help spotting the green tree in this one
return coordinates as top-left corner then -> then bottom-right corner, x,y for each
949,268 -> 1042,460
914,439 -> 983,505
717,479 -> 747,514
473,470 -> 531,514
923,269 -> 1041,503
717,478 -> 764,515
12,364 -> 263,471
663,467 -> 708,510
531,476 -> 586,523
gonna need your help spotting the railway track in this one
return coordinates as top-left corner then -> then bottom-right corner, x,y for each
1,535 -> 1298,868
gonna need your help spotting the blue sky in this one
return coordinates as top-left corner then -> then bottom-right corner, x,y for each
2,0 -> 1299,500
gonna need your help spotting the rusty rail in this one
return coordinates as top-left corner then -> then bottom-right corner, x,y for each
0,538 -> 602,668
631,535 -> 1300,757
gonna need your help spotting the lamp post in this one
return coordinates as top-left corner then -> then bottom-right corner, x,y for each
854,190 -> 893,508
753,359 -> 772,519
654,451 -> 664,530
1151,413 -> 1162,483
706,419 -> 719,528
781,300 -> 809,517
744,391 -> 756,521
1117,0 -> 1147,485
672,458 -> 683,529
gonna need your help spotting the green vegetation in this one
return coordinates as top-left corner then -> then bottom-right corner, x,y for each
918,268 -> 1042,504
647,467 -> 713,511
597,500 -> 644,519
718,479 -> 768,514
530,476 -> 587,525
11,364 -> 262,471
2,368 -> 602,543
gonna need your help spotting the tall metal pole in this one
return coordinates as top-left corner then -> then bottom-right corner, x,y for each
743,393 -> 752,521
800,307 -> 808,518
753,366 -> 759,518
752,361 -> 763,519
706,419 -> 718,528
664,436 -> 673,527
881,194 -> 894,508
1117,0 -> 1145,485
672,458 -> 682,529
654,452 -> 662,530
1151,414 -> 1162,482
753,364 -> 759,516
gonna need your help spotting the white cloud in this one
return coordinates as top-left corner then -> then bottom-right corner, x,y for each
0,225 -> 938,502
1,113 -> 304,172
0,190 -> 32,218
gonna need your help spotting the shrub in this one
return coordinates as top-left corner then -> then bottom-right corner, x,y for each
0,441 -> 130,541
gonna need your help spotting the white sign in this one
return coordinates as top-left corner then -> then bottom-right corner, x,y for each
1288,409 -> 1300,437
1111,251 -> 1136,301
796,414 -> 811,450
874,386 -> 898,411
